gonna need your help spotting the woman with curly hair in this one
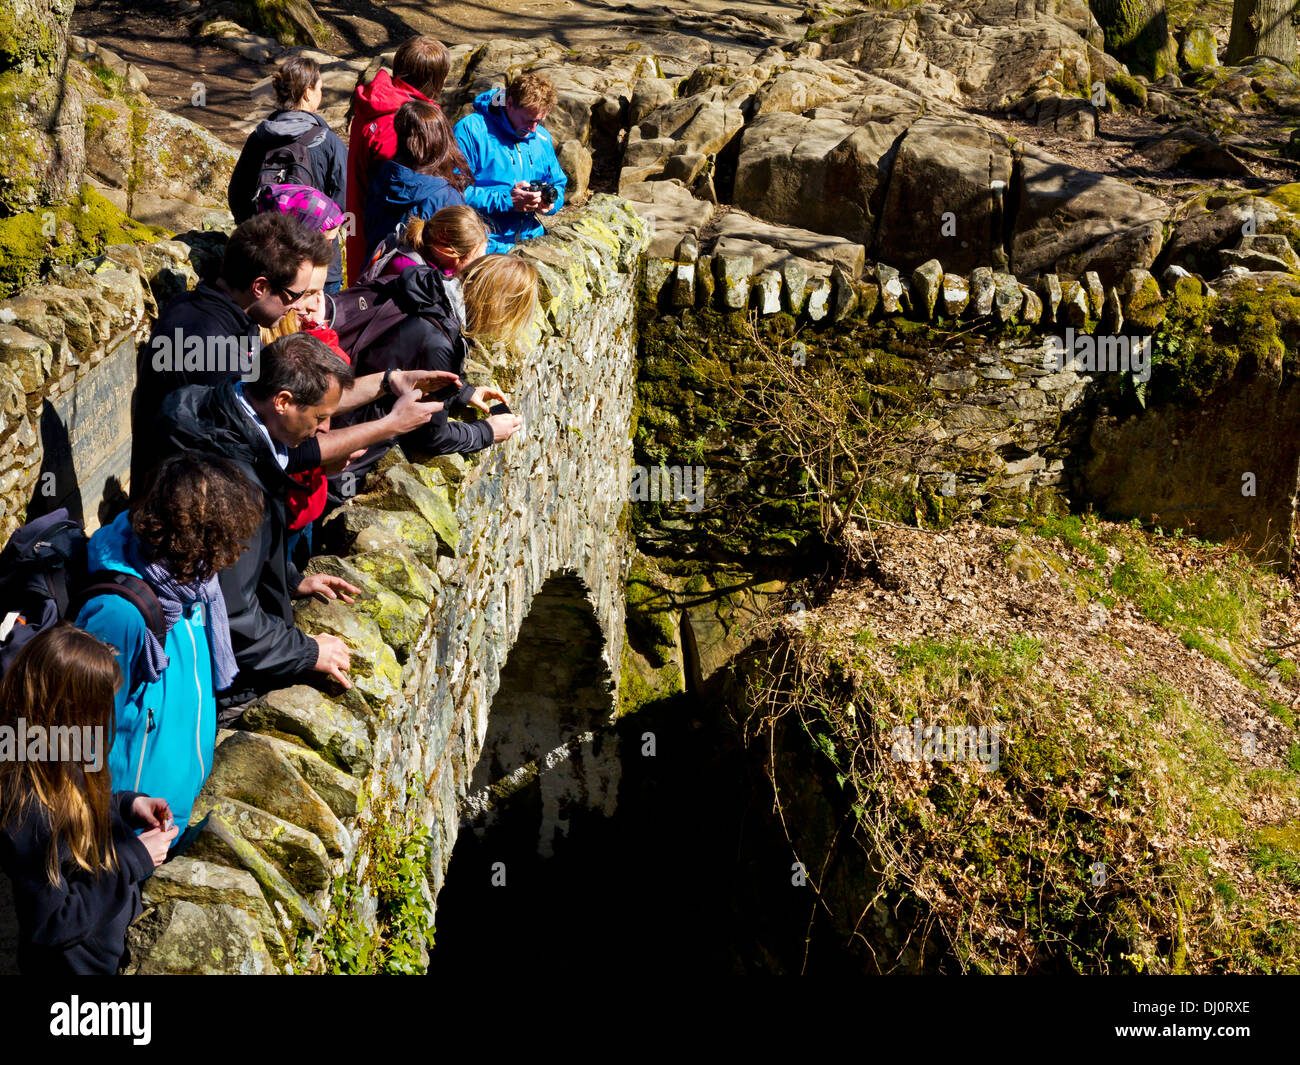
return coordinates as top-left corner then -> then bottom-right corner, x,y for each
74,453 -> 263,834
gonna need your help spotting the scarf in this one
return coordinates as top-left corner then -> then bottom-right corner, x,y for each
124,534 -> 239,692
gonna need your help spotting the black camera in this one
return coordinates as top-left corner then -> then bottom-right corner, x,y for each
527,180 -> 558,208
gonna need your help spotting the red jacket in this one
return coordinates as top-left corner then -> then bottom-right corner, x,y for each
286,326 -> 350,531
345,71 -> 433,286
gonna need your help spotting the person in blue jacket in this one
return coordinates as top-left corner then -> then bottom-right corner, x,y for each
75,453 -> 263,834
364,100 -> 471,261
453,73 -> 567,254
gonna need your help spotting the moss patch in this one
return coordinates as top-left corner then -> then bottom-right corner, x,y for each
1148,279 -> 1300,405
233,0 -> 328,47
0,185 -> 157,297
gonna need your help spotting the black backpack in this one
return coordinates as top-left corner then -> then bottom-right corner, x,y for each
333,276 -> 458,359
0,509 -> 166,678
257,128 -> 320,192
230,125 -> 323,224
332,277 -> 410,356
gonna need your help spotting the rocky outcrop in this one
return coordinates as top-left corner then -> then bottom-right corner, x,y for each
875,118 -> 1014,275
72,56 -> 238,233
232,13 -> 1184,285
1010,148 -> 1169,284
0,0 -> 85,214
815,0 -> 1099,109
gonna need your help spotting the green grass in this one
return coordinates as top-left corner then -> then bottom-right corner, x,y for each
1021,512 -> 1108,567
1251,826 -> 1300,888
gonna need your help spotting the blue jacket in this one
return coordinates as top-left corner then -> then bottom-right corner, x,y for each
453,88 -> 567,253
364,160 -> 467,261
74,514 -> 218,833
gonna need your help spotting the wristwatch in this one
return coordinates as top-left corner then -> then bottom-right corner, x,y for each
382,368 -> 395,397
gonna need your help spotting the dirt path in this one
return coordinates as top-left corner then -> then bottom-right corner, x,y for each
72,0 -> 808,148
73,0 -> 273,147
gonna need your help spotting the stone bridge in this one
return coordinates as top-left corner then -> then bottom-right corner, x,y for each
1,184 -> 1296,971
0,196 -> 648,973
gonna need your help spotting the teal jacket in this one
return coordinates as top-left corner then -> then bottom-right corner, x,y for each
453,88 -> 567,253
74,514 -> 217,832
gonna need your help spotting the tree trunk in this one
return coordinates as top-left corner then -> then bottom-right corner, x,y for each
1224,0 -> 1299,68
1090,0 -> 1178,77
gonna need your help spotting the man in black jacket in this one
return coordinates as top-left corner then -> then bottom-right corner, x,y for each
155,334 -> 360,714
131,212 -> 333,494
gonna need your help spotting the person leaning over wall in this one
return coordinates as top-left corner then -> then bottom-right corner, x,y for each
74,453 -> 262,835
151,334 -> 363,720
332,254 -> 536,484
359,205 -> 489,326
228,54 -> 348,292
453,73 -> 567,254
346,35 -> 451,286
363,100 -> 472,262
257,254 -> 460,569
0,624 -> 175,975
130,211 -> 333,495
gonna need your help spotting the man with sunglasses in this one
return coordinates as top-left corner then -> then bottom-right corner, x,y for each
130,212 -> 333,494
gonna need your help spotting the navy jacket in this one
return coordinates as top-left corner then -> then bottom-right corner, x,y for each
130,283 -> 321,498
363,159 -> 467,261
131,283 -> 261,492
228,109 -> 347,288
0,790 -> 154,975
154,381 -> 320,705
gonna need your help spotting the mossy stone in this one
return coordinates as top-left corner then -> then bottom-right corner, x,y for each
305,553 -> 426,661
294,596 -> 402,708
0,186 -> 155,298
183,811 -> 324,932
239,682 -> 372,774
124,899 -> 278,975
142,857 -> 289,970
1106,70 -> 1148,109
198,730 -> 348,859
1120,268 -> 1165,329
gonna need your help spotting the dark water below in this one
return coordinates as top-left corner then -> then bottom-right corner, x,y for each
428,693 -> 813,975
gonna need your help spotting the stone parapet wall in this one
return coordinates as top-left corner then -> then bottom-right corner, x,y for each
0,234 -> 222,540
642,244 -> 1172,335
0,196 -> 646,973
120,196 -> 647,972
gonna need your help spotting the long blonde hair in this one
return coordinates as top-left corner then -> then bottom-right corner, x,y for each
461,254 -> 538,351
0,624 -> 122,886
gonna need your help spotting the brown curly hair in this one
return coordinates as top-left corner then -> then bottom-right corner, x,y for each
129,452 -> 263,584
